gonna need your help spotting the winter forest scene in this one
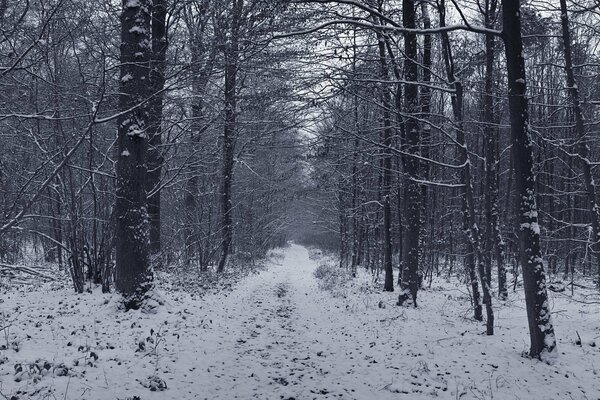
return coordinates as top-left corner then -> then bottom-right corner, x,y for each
1,0 -> 600,398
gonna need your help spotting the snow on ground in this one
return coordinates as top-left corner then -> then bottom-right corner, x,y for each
1,244 -> 599,399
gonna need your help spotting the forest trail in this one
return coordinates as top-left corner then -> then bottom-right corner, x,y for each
193,243 -> 403,399
2,244 -> 600,400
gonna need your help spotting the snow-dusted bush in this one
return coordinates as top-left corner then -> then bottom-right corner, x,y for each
313,261 -> 351,297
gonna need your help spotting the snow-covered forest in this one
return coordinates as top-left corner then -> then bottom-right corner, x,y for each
1,0 -> 599,398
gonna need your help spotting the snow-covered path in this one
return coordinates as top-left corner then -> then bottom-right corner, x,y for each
2,244 -> 600,399
194,243 -> 401,399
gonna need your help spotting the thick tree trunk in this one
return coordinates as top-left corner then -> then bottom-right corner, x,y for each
115,0 -> 153,307
398,0 -> 420,306
559,0 -> 600,286
502,0 -> 556,359
146,0 -> 167,262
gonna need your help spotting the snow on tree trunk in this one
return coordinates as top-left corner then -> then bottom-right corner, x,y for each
115,0 -> 153,308
502,0 -> 556,359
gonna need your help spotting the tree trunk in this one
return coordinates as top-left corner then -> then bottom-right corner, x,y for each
115,0 -> 153,308
439,0 -> 489,328
377,33 -> 394,292
559,0 -> 600,287
502,0 -> 556,359
217,0 -> 243,273
482,0 -> 507,300
146,0 -> 168,263
398,0 -> 421,307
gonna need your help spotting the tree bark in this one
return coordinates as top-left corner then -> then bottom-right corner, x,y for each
217,0 -> 243,273
115,0 -> 153,307
398,0 -> 421,307
502,0 -> 556,358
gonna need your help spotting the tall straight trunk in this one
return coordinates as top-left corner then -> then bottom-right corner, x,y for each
377,34 -> 394,292
184,22 -> 216,268
439,0 -> 488,327
396,171 -> 403,284
420,2 -> 433,277
350,25 -> 359,277
146,0 -> 167,261
217,0 -> 243,273
115,0 -> 152,307
398,0 -> 421,306
482,0 -> 507,300
339,186 -> 348,269
351,114 -> 359,276
559,0 -> 600,286
502,0 -> 556,359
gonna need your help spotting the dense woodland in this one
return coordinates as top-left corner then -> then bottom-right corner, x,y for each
1,0 -> 600,366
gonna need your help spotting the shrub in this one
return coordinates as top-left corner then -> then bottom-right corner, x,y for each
313,261 -> 350,297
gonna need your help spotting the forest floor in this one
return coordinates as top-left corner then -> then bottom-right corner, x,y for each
1,244 -> 600,400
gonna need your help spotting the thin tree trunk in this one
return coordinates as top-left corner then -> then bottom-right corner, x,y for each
377,32 -> 394,292
420,2 -> 434,284
217,0 -> 243,273
147,0 -> 168,263
559,0 -> 600,287
439,0 -> 488,328
482,0 -> 507,300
